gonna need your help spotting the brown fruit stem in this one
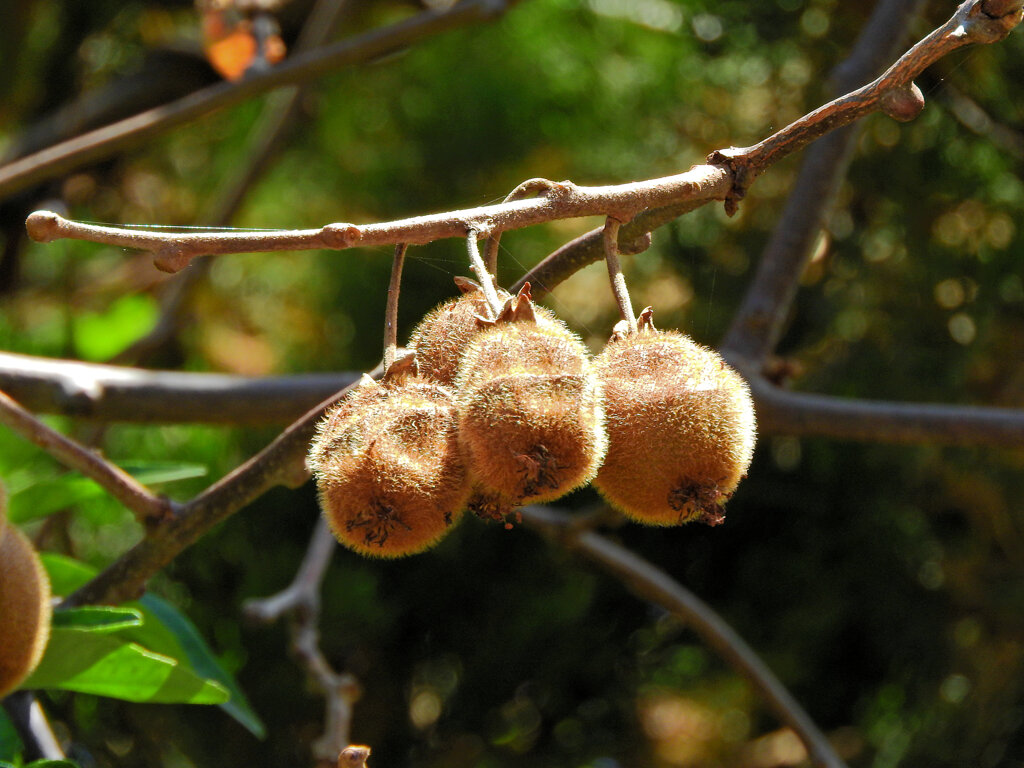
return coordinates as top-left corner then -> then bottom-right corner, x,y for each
382,242 -> 407,374
602,217 -> 637,335
465,230 -> 503,320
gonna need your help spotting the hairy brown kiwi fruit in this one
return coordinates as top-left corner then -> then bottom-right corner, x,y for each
408,277 -> 512,385
592,308 -> 756,526
409,277 -> 563,386
0,482 -> 53,698
456,284 -> 606,516
307,363 -> 470,558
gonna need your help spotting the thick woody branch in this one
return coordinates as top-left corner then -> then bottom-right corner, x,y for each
520,506 -> 847,768
0,389 -> 173,524
5,351 -> 1023,447
748,374 -> 1024,447
0,0 -> 517,201
0,351 -> 357,424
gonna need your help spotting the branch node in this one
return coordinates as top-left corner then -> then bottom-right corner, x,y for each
25,211 -> 62,243
880,82 -> 925,122
967,0 -> 1024,40
153,246 -> 192,274
707,147 -> 751,216
619,231 -> 653,255
321,224 -> 362,249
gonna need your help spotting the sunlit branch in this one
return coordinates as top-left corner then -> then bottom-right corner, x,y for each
520,505 -> 848,768
0,389 -> 173,524
721,0 -> 930,365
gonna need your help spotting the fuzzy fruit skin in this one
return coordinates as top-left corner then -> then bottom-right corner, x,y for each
592,328 -> 756,526
456,297 -> 606,510
307,375 -> 470,558
0,489 -> 53,698
409,283 -> 561,386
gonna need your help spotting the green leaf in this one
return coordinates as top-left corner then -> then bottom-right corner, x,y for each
52,606 -> 143,633
73,293 -> 158,362
38,553 -> 95,596
0,710 -> 22,763
132,595 -> 266,739
23,629 -> 229,705
25,760 -> 82,768
9,463 -> 207,525
36,555 -> 265,737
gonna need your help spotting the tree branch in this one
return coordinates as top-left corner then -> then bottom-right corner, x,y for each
0,351 -> 357,425
62,364 -> 380,607
721,0 -> 930,365
0,0 -> 519,202
520,505 -> 847,768
0,389 -> 173,524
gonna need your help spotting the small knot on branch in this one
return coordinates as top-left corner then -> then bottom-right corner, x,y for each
154,246 -> 193,274
619,231 -> 653,255
963,0 -> 1023,41
25,210 -> 62,243
321,223 -> 362,249
880,82 -> 925,122
706,147 -> 751,217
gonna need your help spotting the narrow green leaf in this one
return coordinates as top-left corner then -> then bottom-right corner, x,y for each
24,629 -> 229,705
52,606 -> 143,633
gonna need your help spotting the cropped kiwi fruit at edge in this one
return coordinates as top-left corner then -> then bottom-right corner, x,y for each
0,479 -> 53,699
307,278 -> 757,559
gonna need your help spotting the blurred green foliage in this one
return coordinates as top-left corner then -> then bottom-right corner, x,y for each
1,0 -> 1024,767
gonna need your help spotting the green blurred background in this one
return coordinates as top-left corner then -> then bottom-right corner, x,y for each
1,0 -> 1023,766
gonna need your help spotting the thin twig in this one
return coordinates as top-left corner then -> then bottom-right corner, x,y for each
520,505 -> 848,768
601,217 -> 636,334
26,167 -> 732,273
0,389 -> 173,524
244,517 -> 336,623
466,230 -> 503,318
383,243 -> 408,373
0,0 -> 519,201
244,518 -> 359,763
110,0 -> 354,366
721,0 -> 930,366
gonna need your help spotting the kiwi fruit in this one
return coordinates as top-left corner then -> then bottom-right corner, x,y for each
592,308 -> 756,526
308,369 -> 470,558
409,277 -> 563,386
0,482 -> 53,698
455,285 -> 606,515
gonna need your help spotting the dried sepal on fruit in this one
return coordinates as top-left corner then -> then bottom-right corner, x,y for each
0,481 -> 53,698
593,308 -> 756,526
456,284 -> 607,518
307,360 -> 470,558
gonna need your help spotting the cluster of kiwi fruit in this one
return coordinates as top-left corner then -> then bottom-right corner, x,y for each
307,278 -> 756,558
0,481 -> 52,699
